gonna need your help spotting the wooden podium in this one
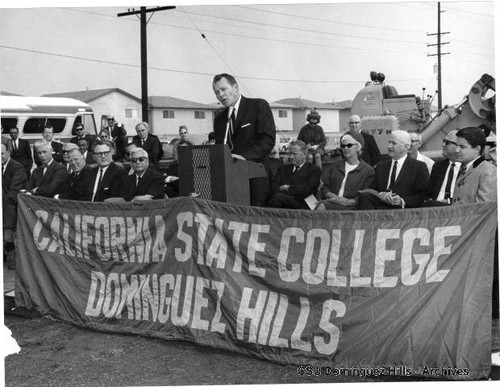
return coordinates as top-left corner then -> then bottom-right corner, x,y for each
178,144 -> 267,205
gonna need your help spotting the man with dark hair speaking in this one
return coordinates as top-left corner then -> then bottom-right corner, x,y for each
212,73 -> 276,206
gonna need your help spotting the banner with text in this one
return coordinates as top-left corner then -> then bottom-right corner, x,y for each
15,195 -> 496,379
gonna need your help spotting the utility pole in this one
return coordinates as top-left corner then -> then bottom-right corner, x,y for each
118,6 -> 176,123
427,2 -> 450,110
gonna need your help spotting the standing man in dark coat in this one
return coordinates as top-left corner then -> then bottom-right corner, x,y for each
357,130 -> 429,209
212,73 -> 276,206
132,122 -> 164,169
270,140 -> 321,209
348,114 -> 380,167
2,143 -> 27,269
8,126 -> 32,179
125,148 -> 165,201
86,140 -> 128,202
27,140 -> 67,197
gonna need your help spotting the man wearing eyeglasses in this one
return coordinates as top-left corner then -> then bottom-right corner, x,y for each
348,114 -> 380,167
423,130 -> 461,206
125,148 -> 165,202
86,140 -> 128,202
132,122 -> 164,169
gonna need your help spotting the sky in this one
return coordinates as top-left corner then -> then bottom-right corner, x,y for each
0,0 -> 496,107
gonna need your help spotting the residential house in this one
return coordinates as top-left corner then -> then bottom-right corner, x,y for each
43,88 -> 142,134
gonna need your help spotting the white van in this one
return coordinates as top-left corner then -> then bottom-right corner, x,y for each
0,96 -> 98,143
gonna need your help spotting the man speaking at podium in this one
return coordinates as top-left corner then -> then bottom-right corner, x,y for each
212,73 -> 276,206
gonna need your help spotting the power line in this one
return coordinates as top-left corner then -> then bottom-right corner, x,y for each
61,8 -> 427,55
233,4 -> 428,34
0,44 -> 433,85
176,8 -> 427,45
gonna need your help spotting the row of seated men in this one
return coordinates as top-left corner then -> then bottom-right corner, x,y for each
4,121 -> 165,181
269,127 -> 497,210
2,140 -> 167,203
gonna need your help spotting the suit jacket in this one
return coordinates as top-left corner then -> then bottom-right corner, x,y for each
214,96 -> 276,163
321,159 -> 374,199
86,162 -> 128,202
28,159 -> 67,197
34,141 -> 63,167
426,159 -> 461,201
8,138 -> 33,173
59,166 -> 93,201
372,157 -> 429,208
83,151 -> 95,166
360,131 -> 381,167
453,157 -> 497,204
131,134 -> 164,166
70,134 -> 96,148
271,162 -> 321,201
125,169 -> 165,201
2,158 -> 27,229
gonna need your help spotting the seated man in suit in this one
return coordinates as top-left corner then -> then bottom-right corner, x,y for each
358,130 -> 429,210
452,126 -> 497,204
269,140 -> 321,209
2,143 -> 27,269
87,140 -> 128,202
132,122 -> 164,169
125,148 -> 165,202
8,126 -> 33,179
34,125 -> 63,167
70,123 -> 95,150
61,142 -> 79,172
77,138 -> 96,166
423,130 -> 461,206
58,149 -> 93,201
27,140 -> 67,197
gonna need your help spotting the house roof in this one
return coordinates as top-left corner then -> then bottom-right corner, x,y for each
327,99 -> 352,109
1,90 -> 23,96
43,88 -> 142,103
273,97 -> 344,110
148,96 -> 219,110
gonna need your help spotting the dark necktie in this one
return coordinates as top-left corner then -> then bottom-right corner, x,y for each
389,160 -> 397,189
227,107 -> 235,151
135,175 -> 141,190
12,140 -> 17,152
98,168 -> 104,185
459,163 -> 467,177
444,162 -> 456,200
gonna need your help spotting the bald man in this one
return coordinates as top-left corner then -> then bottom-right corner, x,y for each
358,130 -> 429,209
348,114 -> 380,166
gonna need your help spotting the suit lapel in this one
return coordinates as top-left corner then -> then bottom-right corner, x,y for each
394,157 -> 410,187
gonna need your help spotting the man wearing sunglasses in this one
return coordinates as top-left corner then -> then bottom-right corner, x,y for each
423,130 -> 461,206
70,123 -> 95,150
86,140 -> 128,202
125,148 -> 165,202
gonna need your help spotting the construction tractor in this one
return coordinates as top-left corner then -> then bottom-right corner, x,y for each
351,72 -> 495,158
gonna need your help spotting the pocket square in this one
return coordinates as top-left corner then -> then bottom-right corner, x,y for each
241,123 -> 251,128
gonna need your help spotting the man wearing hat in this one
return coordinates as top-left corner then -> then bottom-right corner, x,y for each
70,123 -> 95,150
422,130 -> 462,206
297,108 -> 326,169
